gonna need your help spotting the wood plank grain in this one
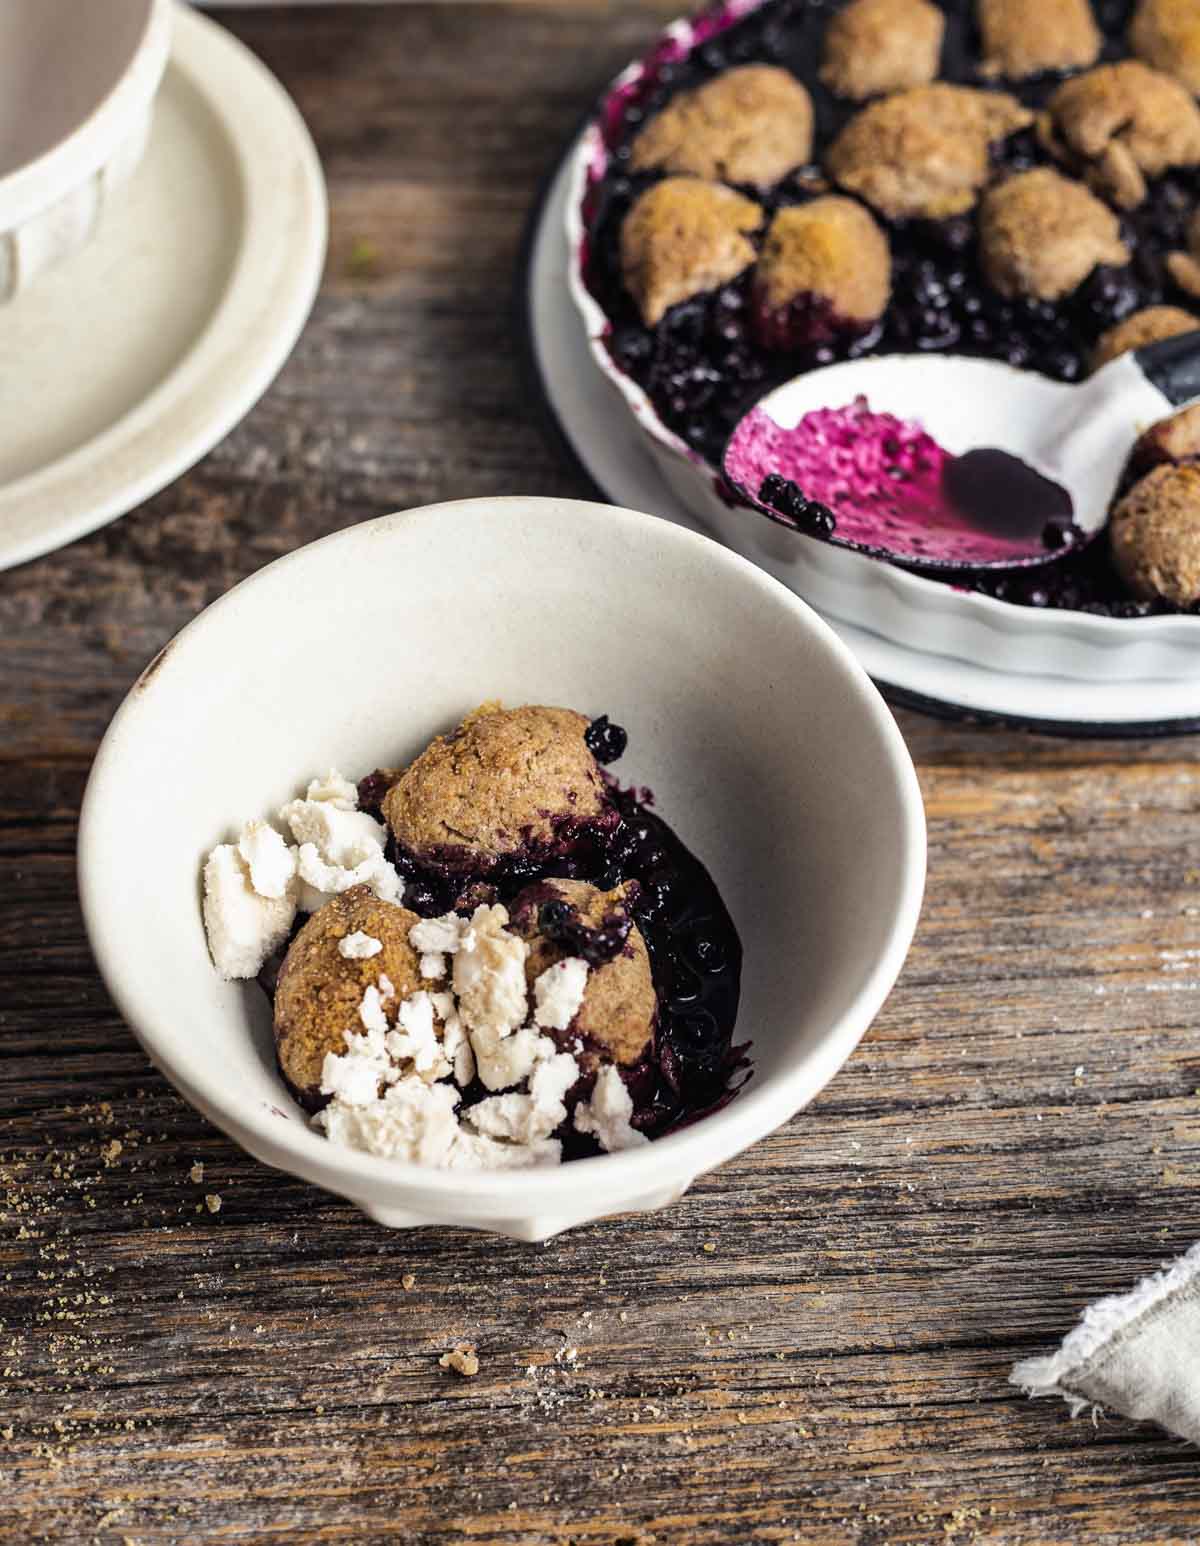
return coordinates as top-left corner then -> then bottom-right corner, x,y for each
2,5 -> 1200,1542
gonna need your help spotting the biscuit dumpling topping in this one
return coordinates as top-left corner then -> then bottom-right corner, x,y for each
510,878 -> 657,1069
820,0 -> 945,101
978,0 -> 1101,80
619,177 -> 763,327
978,168 -> 1128,301
1049,61 -> 1200,179
752,196 -> 891,350
1110,463 -> 1200,604
629,64 -> 814,189
1130,0 -> 1200,97
273,886 -> 430,1104
826,84 -> 1033,220
1127,403 -> 1200,476
383,702 -> 612,870
1091,305 -> 1199,369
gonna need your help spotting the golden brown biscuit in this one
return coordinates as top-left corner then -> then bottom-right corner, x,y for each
753,197 -> 891,340
1130,0 -> 1200,97
1110,463 -> 1200,604
1091,305 -> 1199,370
1129,403 -> 1200,474
383,703 -> 611,868
620,177 -> 763,327
826,84 -> 1033,220
978,168 -> 1128,301
979,0 -> 1101,79
274,887 -> 428,1103
820,0 -> 945,100
629,65 -> 814,189
1050,61 -> 1200,178
512,880 -> 656,1068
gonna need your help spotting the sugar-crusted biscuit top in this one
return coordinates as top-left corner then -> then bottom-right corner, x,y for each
826,84 -> 1033,220
620,176 -> 763,327
1110,463 -> 1200,605
383,703 -> 610,867
978,168 -> 1128,301
820,0 -> 945,101
1049,61 -> 1200,178
1130,0 -> 1200,96
979,0 -> 1101,80
1091,305 -> 1199,370
629,65 -> 814,188
754,196 -> 891,324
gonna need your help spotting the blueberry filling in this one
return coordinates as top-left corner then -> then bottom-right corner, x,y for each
758,472 -> 837,536
583,0 -> 1200,617
511,887 -> 637,967
584,713 -> 630,764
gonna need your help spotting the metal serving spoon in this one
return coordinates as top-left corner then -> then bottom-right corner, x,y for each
722,333 -> 1200,572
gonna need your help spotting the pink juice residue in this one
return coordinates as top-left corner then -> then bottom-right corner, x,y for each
724,396 -> 1072,567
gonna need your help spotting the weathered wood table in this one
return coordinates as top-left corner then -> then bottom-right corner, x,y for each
3,5 -> 1199,1541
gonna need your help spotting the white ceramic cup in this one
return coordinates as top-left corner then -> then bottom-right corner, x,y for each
79,497 -> 926,1241
0,0 -> 171,302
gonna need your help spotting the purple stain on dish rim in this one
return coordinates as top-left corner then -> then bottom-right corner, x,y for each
726,396 -> 1080,569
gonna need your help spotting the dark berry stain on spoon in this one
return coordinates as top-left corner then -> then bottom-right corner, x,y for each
940,448 -> 1073,545
730,397 -> 1079,569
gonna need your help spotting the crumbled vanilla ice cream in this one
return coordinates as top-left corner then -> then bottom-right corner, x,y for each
464,1051 -> 580,1144
533,956 -> 589,1031
470,1024 -> 554,1092
409,914 -> 466,955
202,770 -> 403,978
282,790 -> 401,909
319,1023 -> 394,1106
237,821 -> 297,900
338,930 -> 382,960
203,841 -> 298,980
452,905 -> 530,1038
386,991 -> 451,1080
281,798 -> 384,866
441,1015 -> 476,1086
574,1064 -> 649,1153
318,1075 -> 464,1167
358,983 -> 392,1034
419,952 -> 446,979
303,770 -> 359,809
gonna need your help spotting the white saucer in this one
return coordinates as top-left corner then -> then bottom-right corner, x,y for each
0,2 -> 326,571
522,145 -> 1200,737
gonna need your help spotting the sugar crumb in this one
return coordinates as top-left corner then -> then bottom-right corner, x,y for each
439,1343 -> 480,1377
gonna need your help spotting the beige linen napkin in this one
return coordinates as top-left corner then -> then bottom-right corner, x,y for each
1012,1241 -> 1200,1443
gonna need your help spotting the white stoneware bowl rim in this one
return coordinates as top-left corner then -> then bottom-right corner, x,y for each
78,496 -> 926,1229
563,0 -> 1200,680
0,0 -> 171,229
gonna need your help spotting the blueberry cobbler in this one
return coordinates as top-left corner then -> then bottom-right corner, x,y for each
201,704 -> 745,1169
581,0 -> 1200,613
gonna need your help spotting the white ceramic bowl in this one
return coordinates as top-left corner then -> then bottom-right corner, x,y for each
79,497 -> 925,1241
565,0 -> 1200,683
0,0 -> 171,303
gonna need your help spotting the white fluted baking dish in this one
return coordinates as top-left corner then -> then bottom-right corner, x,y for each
565,0 -> 1200,683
